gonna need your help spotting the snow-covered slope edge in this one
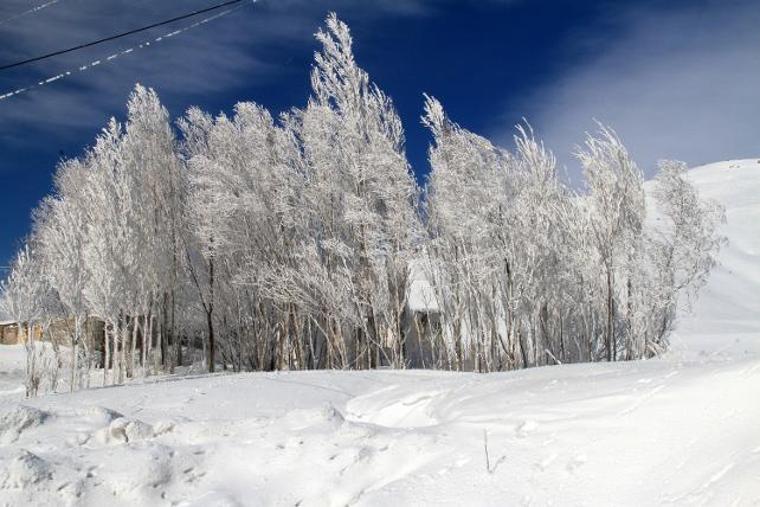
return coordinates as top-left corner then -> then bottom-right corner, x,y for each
669,159 -> 760,358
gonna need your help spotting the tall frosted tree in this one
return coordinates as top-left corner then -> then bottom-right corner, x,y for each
121,85 -> 185,372
295,13 -> 421,368
422,95 -> 515,370
179,102 -> 304,371
576,126 -> 645,361
422,96 -> 583,370
35,158 -> 91,389
640,160 -> 725,355
0,245 -> 48,396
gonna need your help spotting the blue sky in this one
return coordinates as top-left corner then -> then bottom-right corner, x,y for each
1,0 -> 759,268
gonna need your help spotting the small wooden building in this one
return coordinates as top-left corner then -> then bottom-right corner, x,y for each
0,320 -> 23,345
0,318 -> 103,347
403,258 -> 443,368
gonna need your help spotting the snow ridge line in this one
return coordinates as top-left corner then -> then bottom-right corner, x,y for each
0,0 -> 255,102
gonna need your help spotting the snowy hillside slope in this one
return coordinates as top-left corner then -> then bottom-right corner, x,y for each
0,160 -> 757,506
668,159 -> 760,358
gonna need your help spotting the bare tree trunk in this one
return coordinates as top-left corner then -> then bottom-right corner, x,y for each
606,267 -> 614,362
116,320 -> 125,384
156,313 -> 163,374
161,293 -> 169,370
130,315 -> 139,378
83,319 -> 92,389
141,313 -> 148,370
70,315 -> 80,392
206,256 -> 215,373
173,290 -> 181,368
206,309 -> 215,373
103,322 -> 110,386
24,322 -> 35,398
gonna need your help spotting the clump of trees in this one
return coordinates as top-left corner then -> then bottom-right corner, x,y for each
0,14 -> 725,394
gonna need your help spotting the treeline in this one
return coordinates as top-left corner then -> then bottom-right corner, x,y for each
0,14 -> 724,394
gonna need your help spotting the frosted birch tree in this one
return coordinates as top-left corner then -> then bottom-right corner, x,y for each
576,126 -> 645,361
0,245 -> 48,396
295,13 -> 421,368
640,160 -> 725,355
35,194 -> 89,389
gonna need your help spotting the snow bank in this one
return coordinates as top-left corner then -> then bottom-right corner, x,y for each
0,345 -> 27,398
0,450 -> 52,490
0,405 -> 49,444
0,360 -> 754,506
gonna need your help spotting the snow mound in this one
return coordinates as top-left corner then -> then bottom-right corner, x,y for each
0,450 -> 51,489
100,417 -> 155,444
281,403 -> 345,432
0,345 -> 28,398
346,385 -> 445,428
0,405 -> 49,444
76,405 -> 124,425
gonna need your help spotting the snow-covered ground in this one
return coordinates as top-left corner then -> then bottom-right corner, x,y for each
0,160 -> 758,506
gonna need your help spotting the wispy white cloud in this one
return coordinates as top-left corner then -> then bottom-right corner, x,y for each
503,0 -> 760,182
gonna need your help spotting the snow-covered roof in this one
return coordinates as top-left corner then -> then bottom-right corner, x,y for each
0,308 -> 13,326
407,257 -> 440,313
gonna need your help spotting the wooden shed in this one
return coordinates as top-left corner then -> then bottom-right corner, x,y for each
0,320 -> 22,345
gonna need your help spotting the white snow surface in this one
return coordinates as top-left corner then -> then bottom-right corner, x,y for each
667,159 -> 760,359
0,160 -> 758,506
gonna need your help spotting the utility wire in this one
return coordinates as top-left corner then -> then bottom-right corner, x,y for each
0,0 -> 254,101
0,0 -> 244,71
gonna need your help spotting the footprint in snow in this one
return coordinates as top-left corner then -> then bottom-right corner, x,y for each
516,420 -> 538,438
566,454 -> 588,471
536,453 -> 558,471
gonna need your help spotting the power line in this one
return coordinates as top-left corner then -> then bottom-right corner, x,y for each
0,0 -> 254,101
0,0 -> 245,71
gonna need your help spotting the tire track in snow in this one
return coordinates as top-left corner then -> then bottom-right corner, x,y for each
617,384 -> 667,415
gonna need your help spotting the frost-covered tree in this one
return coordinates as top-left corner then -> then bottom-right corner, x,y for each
121,84 -> 185,374
293,13 -> 421,368
576,126 -> 645,361
639,160 -> 725,355
39,84 -> 185,385
0,245 -> 48,396
179,103 -> 298,371
422,95 -> 516,370
80,118 -> 136,384
35,158 -> 92,390
423,96 -> 589,371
